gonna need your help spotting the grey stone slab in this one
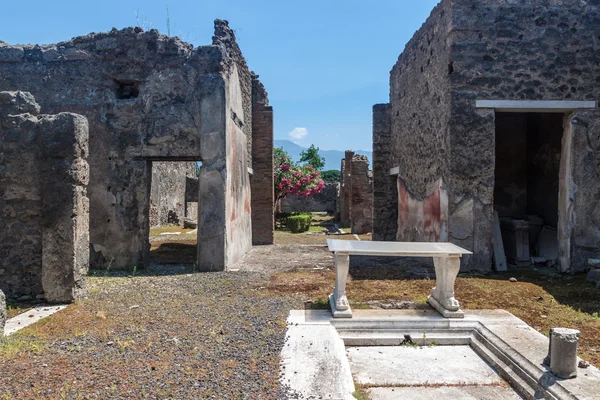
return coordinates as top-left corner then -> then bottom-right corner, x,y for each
4,305 -> 67,336
367,385 -> 522,400
347,345 -> 504,386
280,324 -> 355,399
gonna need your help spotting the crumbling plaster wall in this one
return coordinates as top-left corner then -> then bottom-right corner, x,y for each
0,20 -> 261,271
377,0 -> 600,270
150,161 -> 197,227
0,91 -> 89,302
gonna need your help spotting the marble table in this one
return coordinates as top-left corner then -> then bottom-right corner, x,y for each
326,239 -> 472,318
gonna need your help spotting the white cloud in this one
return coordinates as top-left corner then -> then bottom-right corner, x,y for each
289,127 -> 309,140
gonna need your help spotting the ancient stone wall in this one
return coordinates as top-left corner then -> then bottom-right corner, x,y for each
0,20 -> 266,272
447,0 -> 600,270
560,111 -> 600,272
337,158 -> 346,220
350,155 -> 373,234
376,0 -> 600,271
340,151 -> 354,226
372,104 -> 397,241
185,176 -> 199,222
149,162 -> 196,227
337,153 -> 373,233
0,91 -> 89,302
281,182 -> 338,214
250,76 -> 274,245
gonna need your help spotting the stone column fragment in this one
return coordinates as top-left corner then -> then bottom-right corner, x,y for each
549,328 -> 581,379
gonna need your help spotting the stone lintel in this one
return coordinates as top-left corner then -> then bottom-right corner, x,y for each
475,100 -> 597,113
389,166 -> 400,176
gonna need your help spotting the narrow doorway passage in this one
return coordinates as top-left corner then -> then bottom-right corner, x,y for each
147,161 -> 201,265
494,113 -> 564,267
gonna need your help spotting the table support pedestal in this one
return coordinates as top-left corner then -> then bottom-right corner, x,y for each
428,256 -> 464,318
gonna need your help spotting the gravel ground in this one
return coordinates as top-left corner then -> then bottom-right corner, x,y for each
0,262 -> 304,399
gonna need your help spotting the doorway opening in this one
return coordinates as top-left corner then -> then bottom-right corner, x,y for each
147,161 -> 201,265
494,113 -> 563,267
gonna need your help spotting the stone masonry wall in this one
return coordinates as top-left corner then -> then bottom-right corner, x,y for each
350,155 -> 373,234
149,161 -> 196,227
0,20 -> 263,272
0,91 -> 89,302
281,182 -> 338,213
372,104 -> 397,241
185,176 -> 199,222
340,151 -> 354,226
449,0 -> 600,271
378,0 -> 600,271
250,76 -> 274,245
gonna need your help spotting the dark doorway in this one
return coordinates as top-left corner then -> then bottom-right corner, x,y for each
494,113 -> 564,267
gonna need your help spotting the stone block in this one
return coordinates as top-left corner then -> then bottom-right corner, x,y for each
38,113 -> 89,159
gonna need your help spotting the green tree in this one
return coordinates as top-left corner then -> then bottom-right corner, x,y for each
299,144 -> 326,171
320,169 -> 341,182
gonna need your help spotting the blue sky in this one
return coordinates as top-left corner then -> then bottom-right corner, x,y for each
0,0 -> 439,152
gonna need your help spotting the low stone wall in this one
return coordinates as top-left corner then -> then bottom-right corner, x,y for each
281,182 -> 338,213
0,91 -> 89,302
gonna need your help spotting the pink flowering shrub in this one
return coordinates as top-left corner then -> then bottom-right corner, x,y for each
274,147 -> 325,209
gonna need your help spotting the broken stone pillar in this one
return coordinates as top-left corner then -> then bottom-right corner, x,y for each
0,289 -> 5,334
546,328 -> 581,379
350,155 -> 373,234
341,150 -> 354,227
38,113 -> 90,303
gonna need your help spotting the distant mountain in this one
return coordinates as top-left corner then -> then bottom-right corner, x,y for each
274,140 -> 373,171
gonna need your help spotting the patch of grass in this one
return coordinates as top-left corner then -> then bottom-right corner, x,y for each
352,384 -> 370,400
0,335 -> 46,357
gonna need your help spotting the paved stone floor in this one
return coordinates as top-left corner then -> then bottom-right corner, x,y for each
347,345 -> 522,399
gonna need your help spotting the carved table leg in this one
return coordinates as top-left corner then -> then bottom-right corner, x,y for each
329,253 -> 352,318
428,256 -> 464,318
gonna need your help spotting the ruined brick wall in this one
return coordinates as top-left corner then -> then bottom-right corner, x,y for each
0,20 -> 265,272
350,156 -> 373,234
0,91 -> 89,302
281,182 -> 338,213
149,162 -> 196,227
372,104 -> 397,241
250,76 -> 274,245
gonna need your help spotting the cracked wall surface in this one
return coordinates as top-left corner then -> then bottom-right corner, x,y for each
374,0 -> 600,271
